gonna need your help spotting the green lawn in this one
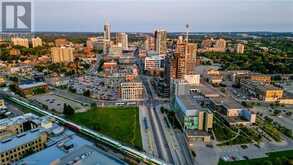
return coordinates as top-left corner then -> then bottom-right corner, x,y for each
218,150 -> 293,165
68,106 -> 142,150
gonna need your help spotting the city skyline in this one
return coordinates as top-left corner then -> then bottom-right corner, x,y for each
30,0 -> 293,32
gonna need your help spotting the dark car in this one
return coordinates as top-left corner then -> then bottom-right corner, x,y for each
206,144 -> 214,148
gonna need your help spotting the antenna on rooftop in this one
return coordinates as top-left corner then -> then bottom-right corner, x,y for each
185,24 -> 190,43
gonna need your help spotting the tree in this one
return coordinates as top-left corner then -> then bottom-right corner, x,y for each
32,87 -> 46,95
9,76 -> 18,82
63,104 -> 75,116
68,86 -> 76,93
83,90 -> 91,97
273,109 -> 281,116
90,102 -> 97,109
97,59 -> 104,72
262,160 -> 273,165
286,112 -> 292,117
273,157 -> 283,165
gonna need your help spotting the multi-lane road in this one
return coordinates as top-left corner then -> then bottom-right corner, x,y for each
141,73 -> 194,165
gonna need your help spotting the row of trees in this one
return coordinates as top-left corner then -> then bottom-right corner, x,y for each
203,38 -> 293,74
204,51 -> 293,74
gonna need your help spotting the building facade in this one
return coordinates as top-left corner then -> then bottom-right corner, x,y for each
174,95 -> 213,142
11,38 -> 29,48
170,42 -> 197,79
17,82 -> 48,96
154,29 -> 167,54
51,47 -> 74,63
144,56 -> 164,71
240,79 -> 283,102
236,43 -> 245,54
120,82 -> 144,101
0,130 -> 48,165
116,32 -> 128,50
144,36 -> 155,51
54,38 -> 68,47
104,20 -> 111,42
32,37 -> 43,48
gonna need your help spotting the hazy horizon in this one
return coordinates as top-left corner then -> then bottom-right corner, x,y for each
22,0 -> 293,32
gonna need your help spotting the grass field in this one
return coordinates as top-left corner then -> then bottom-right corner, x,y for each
68,106 -> 142,149
218,150 -> 293,165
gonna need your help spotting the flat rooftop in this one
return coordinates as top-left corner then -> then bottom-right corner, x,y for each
176,95 -> 211,115
176,95 -> 202,110
16,130 -> 96,165
56,145 -> 128,165
197,83 -> 220,98
227,116 -> 251,125
241,79 -> 281,91
186,130 -> 210,137
0,113 -> 38,127
0,128 -> 46,153
18,82 -> 47,90
210,96 -> 244,110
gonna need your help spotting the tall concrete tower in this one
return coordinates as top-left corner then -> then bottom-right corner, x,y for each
104,19 -> 111,41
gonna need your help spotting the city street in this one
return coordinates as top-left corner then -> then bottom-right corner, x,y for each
140,65 -> 194,164
5,101 -> 25,116
139,105 -> 158,157
148,104 -> 173,163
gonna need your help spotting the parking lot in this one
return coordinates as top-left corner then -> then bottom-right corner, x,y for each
32,94 -> 87,113
69,76 -> 121,101
280,81 -> 293,94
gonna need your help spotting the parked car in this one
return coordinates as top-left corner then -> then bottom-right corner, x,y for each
241,145 -> 248,149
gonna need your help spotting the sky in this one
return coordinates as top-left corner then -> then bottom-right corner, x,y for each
30,0 -> 293,32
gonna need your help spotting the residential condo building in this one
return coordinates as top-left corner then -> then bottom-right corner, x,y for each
154,29 -> 167,54
51,47 -> 74,63
11,38 -> 29,48
32,37 -> 43,48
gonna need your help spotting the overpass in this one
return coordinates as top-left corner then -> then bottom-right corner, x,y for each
4,95 -> 167,165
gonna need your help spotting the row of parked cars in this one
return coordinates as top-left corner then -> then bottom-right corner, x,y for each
0,108 -> 12,117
